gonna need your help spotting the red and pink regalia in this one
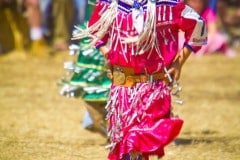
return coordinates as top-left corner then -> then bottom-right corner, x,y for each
74,0 -> 207,159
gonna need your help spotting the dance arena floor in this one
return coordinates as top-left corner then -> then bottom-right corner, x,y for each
0,51 -> 240,160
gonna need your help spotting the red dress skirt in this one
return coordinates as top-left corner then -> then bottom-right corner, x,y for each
106,80 -> 183,160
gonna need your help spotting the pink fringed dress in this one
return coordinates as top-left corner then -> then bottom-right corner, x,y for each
88,0 -> 207,159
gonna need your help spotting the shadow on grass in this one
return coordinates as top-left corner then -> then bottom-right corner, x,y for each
174,135 -> 240,146
174,138 -> 212,145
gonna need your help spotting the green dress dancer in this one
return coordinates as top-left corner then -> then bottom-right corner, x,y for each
59,0 -> 110,137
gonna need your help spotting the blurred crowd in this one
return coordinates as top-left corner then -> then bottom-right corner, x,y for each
0,0 -> 239,58
181,0 -> 239,58
0,0 -> 88,58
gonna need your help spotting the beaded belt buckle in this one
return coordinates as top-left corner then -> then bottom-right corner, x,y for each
113,67 -> 126,85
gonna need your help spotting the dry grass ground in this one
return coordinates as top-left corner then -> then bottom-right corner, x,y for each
0,51 -> 240,160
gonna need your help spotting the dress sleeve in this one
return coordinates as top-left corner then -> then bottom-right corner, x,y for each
88,1 -> 110,49
174,3 -> 207,53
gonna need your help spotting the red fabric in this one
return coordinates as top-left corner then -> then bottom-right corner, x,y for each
88,2 -> 110,48
89,1 -> 206,73
106,82 -> 183,160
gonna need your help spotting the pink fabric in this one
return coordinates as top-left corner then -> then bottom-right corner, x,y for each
106,81 -> 183,160
178,29 -> 227,55
201,8 -> 217,24
198,8 -> 228,55
197,31 -> 227,55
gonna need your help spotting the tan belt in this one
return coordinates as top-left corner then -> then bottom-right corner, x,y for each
112,65 -> 169,87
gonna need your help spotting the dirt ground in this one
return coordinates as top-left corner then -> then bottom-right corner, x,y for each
0,50 -> 240,160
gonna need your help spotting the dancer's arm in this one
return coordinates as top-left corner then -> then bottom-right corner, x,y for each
99,45 -> 113,80
99,45 -> 109,58
166,46 -> 192,81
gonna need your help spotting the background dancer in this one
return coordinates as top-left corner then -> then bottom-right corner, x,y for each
59,0 -> 110,137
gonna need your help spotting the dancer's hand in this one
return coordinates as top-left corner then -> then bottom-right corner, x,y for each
99,46 -> 113,79
106,64 -> 113,80
167,60 -> 182,81
166,46 -> 192,82
99,45 -> 110,58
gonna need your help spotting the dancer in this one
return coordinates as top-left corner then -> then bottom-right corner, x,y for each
59,1 -> 110,137
73,0 -> 207,159
60,36 -> 110,136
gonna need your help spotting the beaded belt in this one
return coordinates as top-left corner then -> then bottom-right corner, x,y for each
112,65 -> 169,87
